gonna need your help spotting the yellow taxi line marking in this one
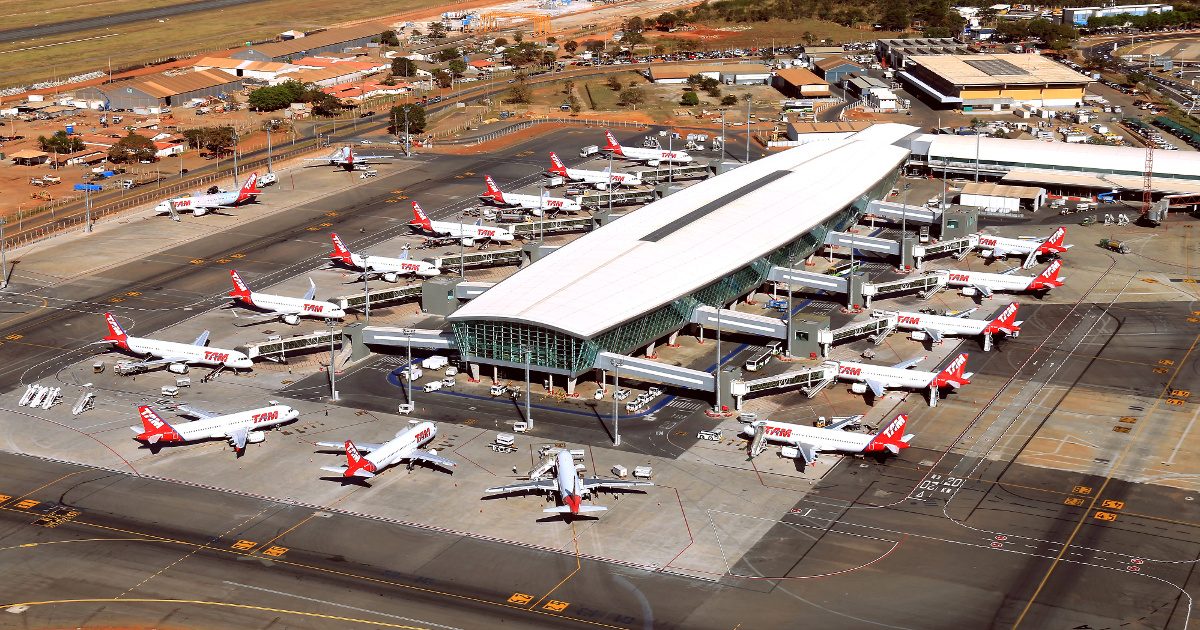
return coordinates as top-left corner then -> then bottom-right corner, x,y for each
530,523 -> 581,610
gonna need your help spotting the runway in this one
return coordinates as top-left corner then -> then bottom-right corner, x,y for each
0,0 -> 268,44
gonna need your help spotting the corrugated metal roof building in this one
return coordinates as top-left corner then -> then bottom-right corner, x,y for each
230,24 -> 384,62
78,70 -> 243,109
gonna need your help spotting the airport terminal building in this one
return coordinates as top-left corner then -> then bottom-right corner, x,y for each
448,125 -> 915,380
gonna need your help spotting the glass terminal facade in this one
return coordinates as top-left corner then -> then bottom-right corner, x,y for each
451,170 -> 900,377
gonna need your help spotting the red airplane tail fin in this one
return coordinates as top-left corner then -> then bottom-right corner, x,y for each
1029,260 -> 1064,290
229,269 -> 252,300
329,232 -> 354,264
344,440 -> 376,477
548,152 -> 568,175
864,414 -> 911,455
103,312 -> 129,348
410,202 -> 433,230
481,176 -> 504,202
986,302 -> 1021,335
603,130 -> 621,151
1037,227 -> 1068,254
237,173 -> 261,201
136,405 -> 179,444
933,353 -> 971,388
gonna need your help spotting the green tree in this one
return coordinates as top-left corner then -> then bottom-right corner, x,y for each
507,75 -> 533,103
432,69 -> 452,88
720,94 -> 737,106
879,3 -> 910,30
542,51 -> 557,67
564,40 -> 578,54
655,12 -> 677,30
380,30 -> 400,46
513,31 -> 524,43
391,57 -> 418,78
494,37 -> 508,47
389,103 -> 427,135
428,22 -> 447,38
37,130 -> 84,154
108,131 -> 157,163
568,95 -> 582,113
618,87 -> 645,108
563,79 -> 576,95
437,47 -> 461,63
607,75 -> 623,91
448,58 -> 467,77
681,90 -> 700,106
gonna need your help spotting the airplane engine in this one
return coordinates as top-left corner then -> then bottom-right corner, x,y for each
596,182 -> 609,191
247,431 -> 267,444
461,237 -> 476,247
979,249 -> 994,258
283,314 -> 301,325
960,287 -> 978,297
779,446 -> 801,459
850,383 -> 868,395
194,208 -> 208,217
168,363 -> 189,374
647,159 -> 661,167
910,331 -> 928,341
382,272 -> 399,283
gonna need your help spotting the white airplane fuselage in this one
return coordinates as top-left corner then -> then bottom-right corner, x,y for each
348,252 -> 439,278
238,291 -> 345,320
745,419 -> 874,452
363,422 -> 438,471
833,360 -> 936,390
885,312 -> 989,337
117,336 -> 251,369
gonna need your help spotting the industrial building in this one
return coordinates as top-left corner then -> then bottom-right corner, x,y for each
813,57 -> 862,84
899,53 -> 1091,110
772,68 -> 830,98
191,57 -> 300,82
1061,3 -> 1173,25
230,24 -> 384,62
76,70 -> 243,109
447,124 -> 915,388
646,64 -> 770,85
784,120 -> 872,142
719,64 -> 772,85
958,182 -> 1046,212
909,133 -> 1200,194
875,37 -> 974,69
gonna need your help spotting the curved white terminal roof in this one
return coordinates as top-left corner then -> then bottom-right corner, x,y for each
450,124 -> 915,339
920,134 -> 1200,183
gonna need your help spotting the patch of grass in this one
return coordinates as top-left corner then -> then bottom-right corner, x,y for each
0,0 -> 193,32
0,0 -> 448,88
584,82 -> 620,110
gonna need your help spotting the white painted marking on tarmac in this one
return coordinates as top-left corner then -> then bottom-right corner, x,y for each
1167,404 -> 1200,466
223,582 -> 463,630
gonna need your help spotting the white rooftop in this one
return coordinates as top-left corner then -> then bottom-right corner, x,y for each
921,134 -> 1200,182
450,124 -> 916,339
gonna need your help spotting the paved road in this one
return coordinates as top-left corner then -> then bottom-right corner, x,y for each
0,0 -> 268,44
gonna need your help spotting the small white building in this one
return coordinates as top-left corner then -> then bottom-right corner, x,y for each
867,87 -> 898,111
958,182 -> 1046,213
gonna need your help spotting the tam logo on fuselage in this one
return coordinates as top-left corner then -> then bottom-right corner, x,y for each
413,428 -> 431,442
763,426 -> 792,438
204,351 -> 229,362
898,315 -> 921,325
839,366 -> 862,376
949,273 -> 971,283
303,303 -> 325,313
252,410 -> 280,424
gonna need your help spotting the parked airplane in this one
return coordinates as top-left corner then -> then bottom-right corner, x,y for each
833,353 -> 972,406
100,312 -> 252,373
329,232 -> 439,281
546,152 -> 642,189
975,227 -> 1072,268
155,173 -> 262,218
602,130 -> 692,166
938,260 -> 1065,298
409,201 -> 514,245
480,176 -> 581,214
132,403 -> 298,452
228,269 -> 346,325
874,302 -> 1022,347
484,449 -> 652,516
742,413 -> 913,466
317,421 -> 456,478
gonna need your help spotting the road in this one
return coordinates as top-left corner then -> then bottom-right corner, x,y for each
0,0 -> 269,44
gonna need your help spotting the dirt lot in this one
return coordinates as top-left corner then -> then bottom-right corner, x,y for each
652,19 -> 901,50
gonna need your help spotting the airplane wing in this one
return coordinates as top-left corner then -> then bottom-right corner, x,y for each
865,379 -> 886,397
121,356 -> 190,370
998,265 -> 1023,276
315,441 -> 385,452
947,308 -> 978,318
484,479 -> 558,494
581,478 -> 654,492
178,405 -> 220,420
793,443 -> 819,465
229,428 -> 248,450
1022,249 -> 1040,269
922,327 -> 944,344
890,356 -> 926,370
973,284 -> 994,298
409,451 -> 457,471
303,278 -> 317,301
192,330 -> 211,347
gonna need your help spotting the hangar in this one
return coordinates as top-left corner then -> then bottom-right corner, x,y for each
899,53 -> 1091,109
447,125 -> 915,385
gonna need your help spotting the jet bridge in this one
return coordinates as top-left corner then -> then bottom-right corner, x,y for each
731,364 -> 837,406
576,188 -> 657,208
237,329 -> 341,361
766,266 -> 871,308
913,236 -> 975,270
511,216 -> 595,239
454,282 -> 495,300
824,231 -> 900,256
361,327 -> 458,350
690,306 -> 787,339
634,164 -> 712,184
866,199 -> 941,223
860,273 -> 947,308
332,284 -> 423,311
594,352 -> 715,391
433,248 -> 522,272
816,313 -> 898,357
